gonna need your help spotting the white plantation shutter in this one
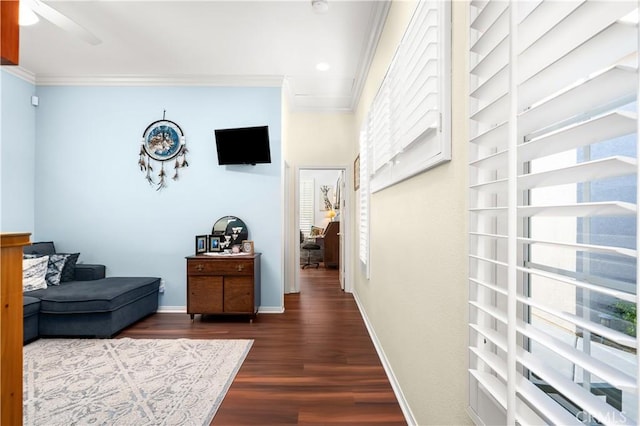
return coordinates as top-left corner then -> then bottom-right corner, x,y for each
359,118 -> 371,277
468,1 -> 639,425
299,178 -> 314,238
368,0 -> 451,193
358,0 -> 451,280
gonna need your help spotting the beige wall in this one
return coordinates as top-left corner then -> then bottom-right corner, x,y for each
282,90 -> 356,292
282,1 -> 470,423
352,1 -> 470,424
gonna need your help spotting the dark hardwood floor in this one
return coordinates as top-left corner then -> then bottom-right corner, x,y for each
120,266 -> 406,425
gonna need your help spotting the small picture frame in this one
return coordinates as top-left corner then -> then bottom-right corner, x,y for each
242,240 -> 254,254
208,235 -> 222,252
195,235 -> 208,254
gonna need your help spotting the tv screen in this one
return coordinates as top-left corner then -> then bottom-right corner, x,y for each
214,125 -> 271,165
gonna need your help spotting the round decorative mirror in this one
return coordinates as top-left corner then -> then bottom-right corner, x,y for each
211,216 -> 249,250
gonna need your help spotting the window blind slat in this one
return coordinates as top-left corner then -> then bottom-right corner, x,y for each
517,348 -> 629,426
519,111 -> 637,162
518,156 -> 637,190
470,300 -> 508,324
519,22 -> 638,112
519,65 -> 637,137
470,177 -> 508,194
518,238 -> 636,259
471,7 -> 508,56
469,369 -> 508,409
469,149 -> 507,170
516,295 -> 637,349
521,265 -> 636,302
470,93 -> 508,125
518,1 -> 637,83
470,347 -> 507,380
470,65 -> 507,103
470,36 -> 509,82
519,201 -> 636,218
515,376 -> 584,426
516,0 -> 582,53
469,277 -> 509,296
470,323 -> 508,352
470,0 -> 508,32
517,320 -> 637,391
469,121 -> 508,149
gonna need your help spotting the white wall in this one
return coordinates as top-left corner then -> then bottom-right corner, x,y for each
352,2 -> 471,424
1,71 -> 37,234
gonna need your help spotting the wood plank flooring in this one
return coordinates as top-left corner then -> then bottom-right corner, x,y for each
119,267 -> 406,425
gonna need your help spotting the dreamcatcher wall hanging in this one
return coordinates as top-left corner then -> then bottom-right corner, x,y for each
138,111 -> 189,190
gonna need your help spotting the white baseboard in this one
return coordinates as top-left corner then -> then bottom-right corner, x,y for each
157,306 -> 186,313
258,306 -> 285,314
352,291 -> 417,426
157,306 -> 284,314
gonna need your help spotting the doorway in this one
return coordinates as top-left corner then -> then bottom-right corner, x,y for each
293,166 -> 351,294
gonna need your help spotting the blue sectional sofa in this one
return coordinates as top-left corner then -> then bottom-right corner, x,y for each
22,242 -> 160,343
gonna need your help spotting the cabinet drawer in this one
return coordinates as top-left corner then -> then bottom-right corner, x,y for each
187,259 -> 253,276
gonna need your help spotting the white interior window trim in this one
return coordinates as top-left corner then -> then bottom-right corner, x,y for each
368,0 -> 452,193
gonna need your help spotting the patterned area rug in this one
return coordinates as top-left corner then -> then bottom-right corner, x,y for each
23,338 -> 252,426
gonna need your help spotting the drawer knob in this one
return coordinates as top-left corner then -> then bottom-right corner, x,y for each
237,264 -> 244,272
196,264 -> 204,272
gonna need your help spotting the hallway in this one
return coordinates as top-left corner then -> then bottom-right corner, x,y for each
120,267 -> 406,425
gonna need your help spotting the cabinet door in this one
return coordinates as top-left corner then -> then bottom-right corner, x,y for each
224,276 -> 253,313
188,276 -> 223,313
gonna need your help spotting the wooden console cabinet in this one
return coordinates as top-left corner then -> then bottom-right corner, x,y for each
1,232 -> 30,426
186,254 -> 261,320
323,221 -> 340,269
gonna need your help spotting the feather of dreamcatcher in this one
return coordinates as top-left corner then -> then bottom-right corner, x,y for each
173,157 -> 180,180
138,145 -> 147,171
157,163 -> 167,191
145,166 -> 154,185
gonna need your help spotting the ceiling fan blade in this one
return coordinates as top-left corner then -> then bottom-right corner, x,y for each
27,0 -> 102,46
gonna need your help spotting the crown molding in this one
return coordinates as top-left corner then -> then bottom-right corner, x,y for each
1,66 -> 36,84
33,74 -> 284,87
349,0 -> 391,111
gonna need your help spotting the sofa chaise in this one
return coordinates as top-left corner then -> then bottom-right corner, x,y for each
23,242 -> 160,343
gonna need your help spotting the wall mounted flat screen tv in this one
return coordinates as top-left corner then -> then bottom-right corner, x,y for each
214,125 -> 271,165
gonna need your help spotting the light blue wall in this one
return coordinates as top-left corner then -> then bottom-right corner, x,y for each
34,85 -> 282,310
1,71 -> 37,234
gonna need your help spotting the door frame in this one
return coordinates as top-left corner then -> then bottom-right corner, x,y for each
292,164 -> 352,294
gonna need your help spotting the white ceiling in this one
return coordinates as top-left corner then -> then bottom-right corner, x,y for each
14,0 -> 390,111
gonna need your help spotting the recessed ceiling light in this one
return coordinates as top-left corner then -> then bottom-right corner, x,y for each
311,0 -> 329,14
316,62 -> 330,71
19,2 -> 39,26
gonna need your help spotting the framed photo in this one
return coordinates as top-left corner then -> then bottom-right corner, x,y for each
195,235 -> 208,254
208,235 -> 222,252
242,240 -> 254,254
319,185 -> 334,211
354,155 -> 360,191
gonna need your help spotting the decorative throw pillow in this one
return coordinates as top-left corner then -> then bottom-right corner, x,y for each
45,254 -> 68,286
23,256 -> 49,292
59,253 -> 80,282
24,253 -> 68,286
